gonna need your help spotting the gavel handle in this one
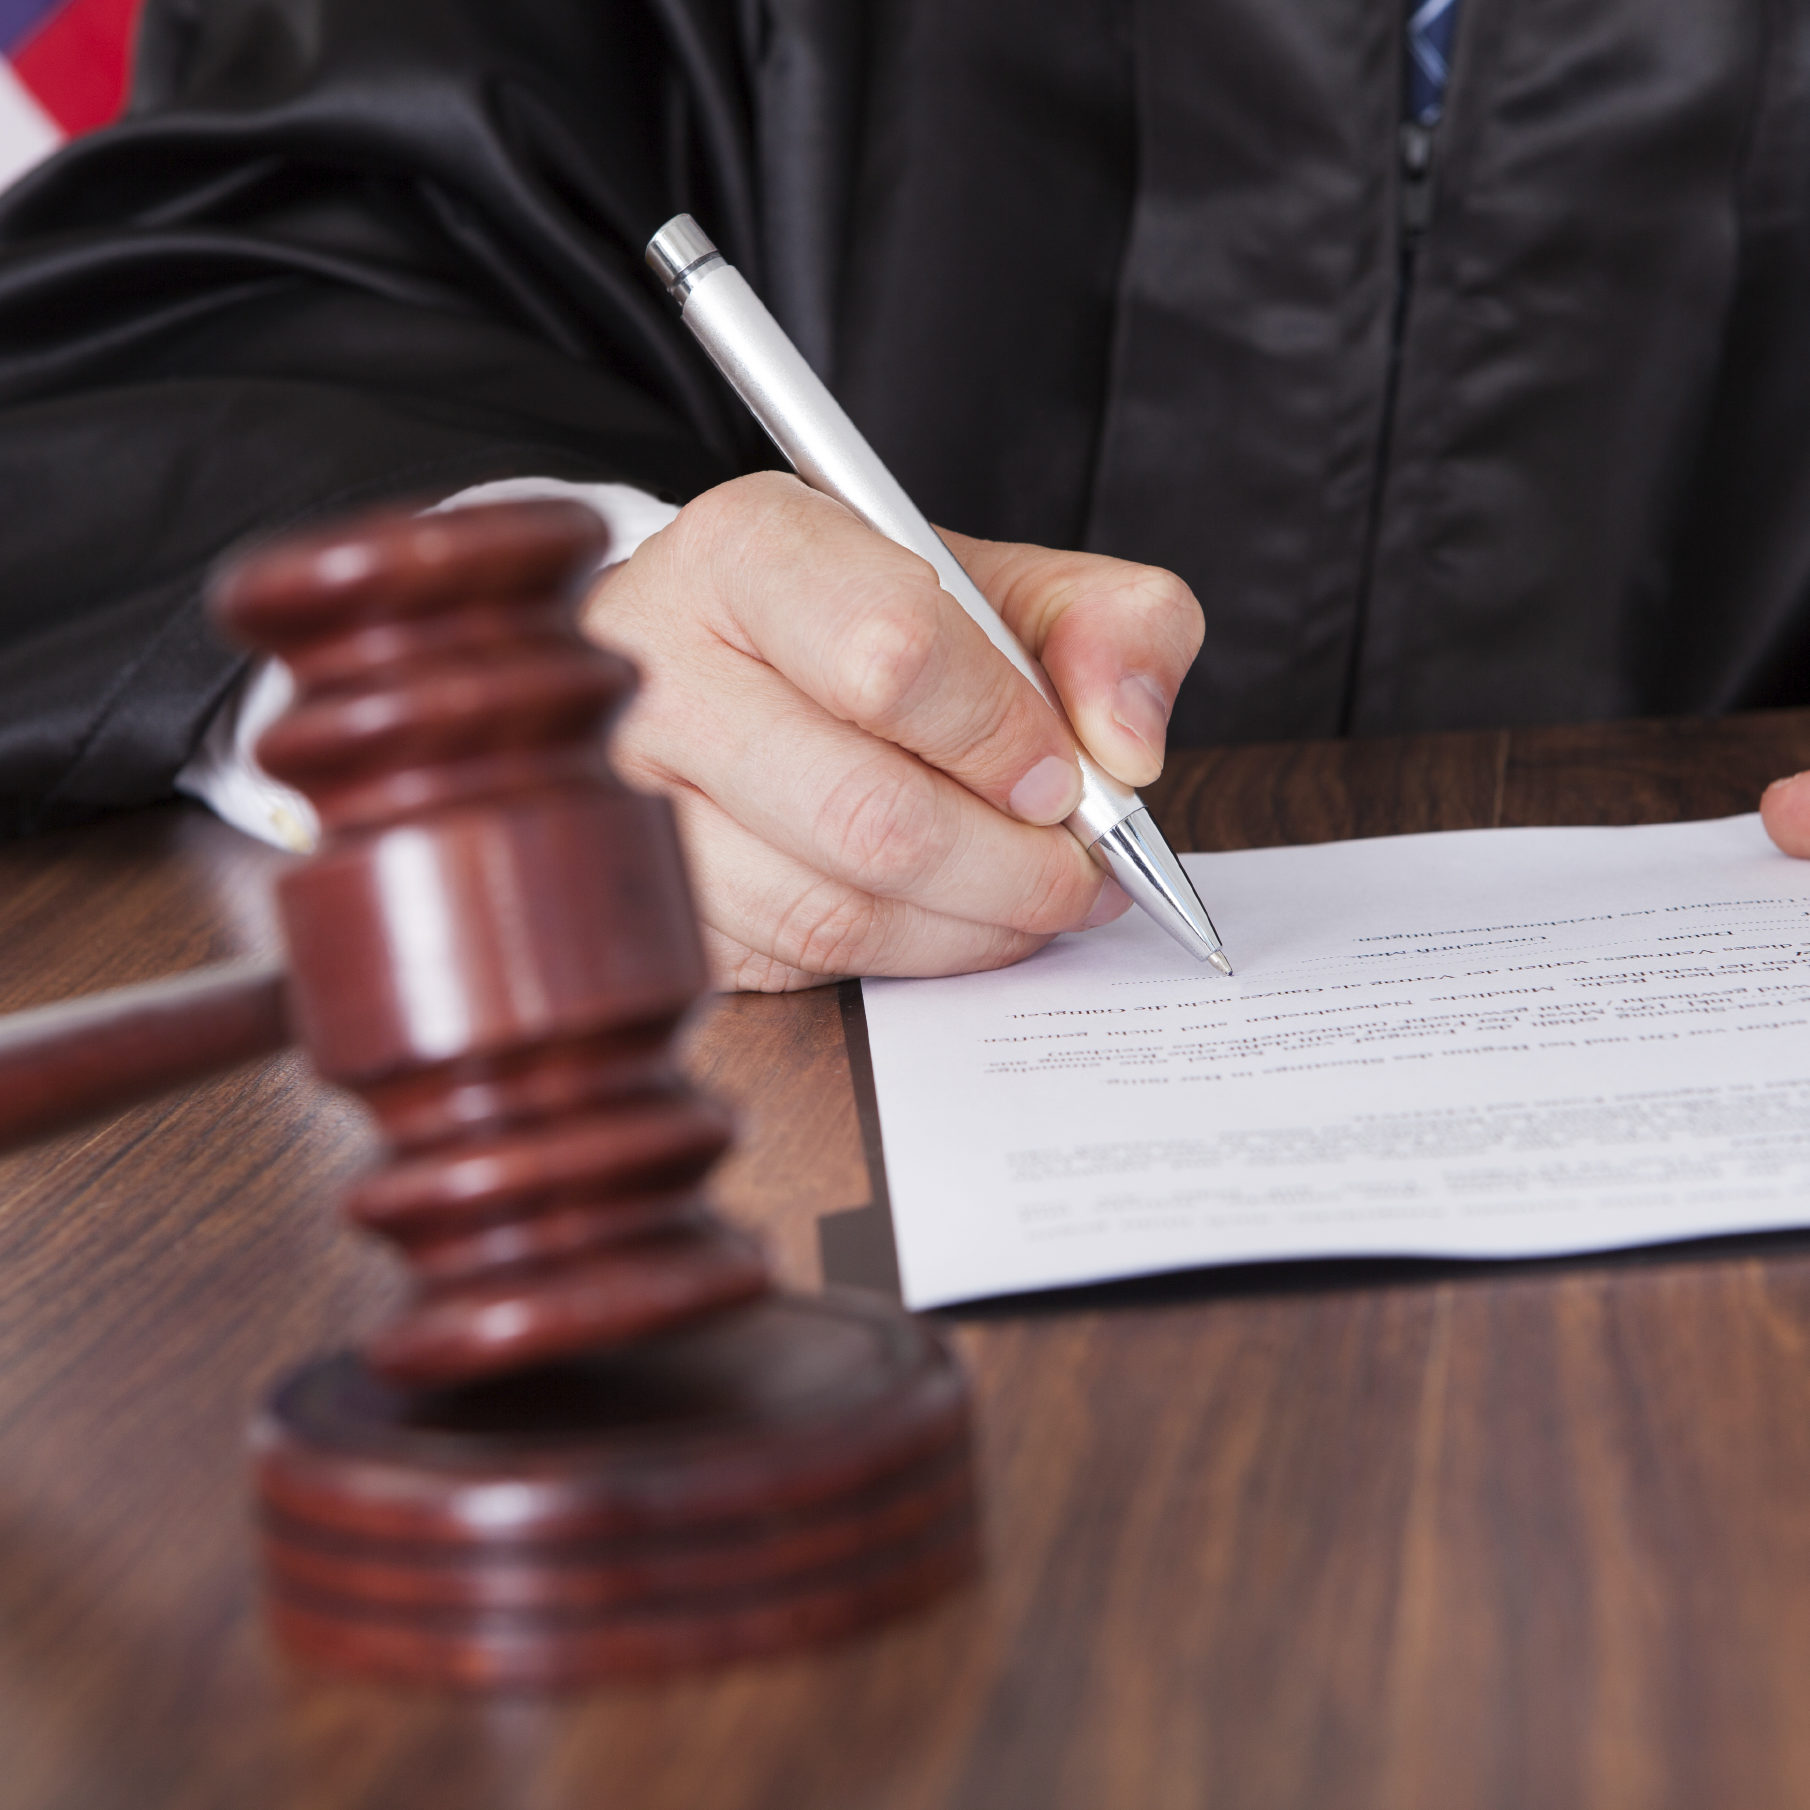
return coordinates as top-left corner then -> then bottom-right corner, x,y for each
0,960 -> 292,1149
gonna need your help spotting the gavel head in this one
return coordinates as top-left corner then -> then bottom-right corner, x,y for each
211,500 -> 769,1388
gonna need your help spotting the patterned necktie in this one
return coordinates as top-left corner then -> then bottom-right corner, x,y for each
1406,0 -> 1461,123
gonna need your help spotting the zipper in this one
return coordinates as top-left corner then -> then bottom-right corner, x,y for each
1338,113 -> 1441,732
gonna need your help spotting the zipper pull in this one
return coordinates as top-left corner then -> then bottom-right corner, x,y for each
1399,119 -> 1436,243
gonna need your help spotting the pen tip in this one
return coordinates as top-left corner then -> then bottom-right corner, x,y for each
1088,807 -> 1235,971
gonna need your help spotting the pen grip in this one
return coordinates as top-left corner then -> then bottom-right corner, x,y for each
676,264 -> 1136,845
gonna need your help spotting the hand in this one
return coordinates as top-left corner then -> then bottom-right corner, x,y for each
582,472 -> 1204,990
1762,771 -> 1810,856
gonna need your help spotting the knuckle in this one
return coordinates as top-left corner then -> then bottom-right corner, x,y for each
1124,564 -> 1205,647
830,593 -> 943,728
677,474 -> 843,635
813,759 -> 947,895
686,468 -> 793,528
672,474 -> 787,571
736,470 -> 820,540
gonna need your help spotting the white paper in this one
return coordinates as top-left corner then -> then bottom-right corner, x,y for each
861,816 -> 1810,1307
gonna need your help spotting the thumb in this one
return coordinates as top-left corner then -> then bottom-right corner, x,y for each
941,531 -> 1204,788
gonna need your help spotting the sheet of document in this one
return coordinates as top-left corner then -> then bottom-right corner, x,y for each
861,816 -> 1810,1308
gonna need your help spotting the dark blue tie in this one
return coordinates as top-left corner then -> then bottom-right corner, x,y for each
1406,0 -> 1461,123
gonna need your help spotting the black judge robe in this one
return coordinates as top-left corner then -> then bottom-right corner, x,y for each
2,0 -> 1809,835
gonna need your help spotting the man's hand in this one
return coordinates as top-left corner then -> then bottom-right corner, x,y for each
1763,771 -> 1810,856
583,472 -> 1204,991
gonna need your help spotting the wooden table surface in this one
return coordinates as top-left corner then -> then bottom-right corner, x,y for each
4,711 -> 1810,1810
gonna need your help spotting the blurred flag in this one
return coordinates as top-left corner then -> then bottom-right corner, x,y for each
2,0 -> 142,192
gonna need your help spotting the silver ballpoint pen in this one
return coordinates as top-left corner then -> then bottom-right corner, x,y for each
646,215 -> 1233,974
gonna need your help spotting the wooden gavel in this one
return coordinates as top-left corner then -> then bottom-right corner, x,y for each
0,500 -> 976,1687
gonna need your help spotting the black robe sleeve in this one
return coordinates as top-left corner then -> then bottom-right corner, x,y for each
0,0 -> 771,835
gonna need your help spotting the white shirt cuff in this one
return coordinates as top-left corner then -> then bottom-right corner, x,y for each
174,477 -> 681,853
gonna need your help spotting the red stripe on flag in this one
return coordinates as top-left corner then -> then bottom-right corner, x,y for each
12,0 -> 143,136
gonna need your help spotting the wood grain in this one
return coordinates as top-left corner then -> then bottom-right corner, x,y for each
4,713 -> 1810,1808
1496,710 -> 1810,828
1144,726 -> 1507,849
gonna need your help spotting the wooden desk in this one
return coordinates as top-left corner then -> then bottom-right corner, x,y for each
4,711 -> 1810,1810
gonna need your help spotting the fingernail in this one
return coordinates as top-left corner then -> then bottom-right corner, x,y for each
1112,674 -> 1170,762
1084,878 -> 1131,929
1766,771 -> 1809,792
1009,754 -> 1082,824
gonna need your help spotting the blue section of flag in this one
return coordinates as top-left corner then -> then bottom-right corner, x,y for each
0,0 -> 63,56
1407,0 -> 1461,124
